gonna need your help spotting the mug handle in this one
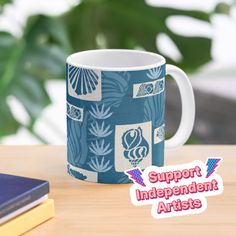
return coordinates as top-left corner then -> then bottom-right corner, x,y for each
165,64 -> 195,148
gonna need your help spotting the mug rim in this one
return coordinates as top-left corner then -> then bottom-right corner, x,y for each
66,49 -> 166,71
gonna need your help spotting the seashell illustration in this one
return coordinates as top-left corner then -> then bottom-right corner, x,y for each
122,127 -> 149,167
68,65 -> 99,95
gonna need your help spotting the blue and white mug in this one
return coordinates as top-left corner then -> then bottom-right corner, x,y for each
66,49 -> 195,184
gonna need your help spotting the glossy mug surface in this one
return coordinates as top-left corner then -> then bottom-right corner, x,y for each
66,49 -> 194,184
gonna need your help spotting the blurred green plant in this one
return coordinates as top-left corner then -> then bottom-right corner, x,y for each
0,16 -> 70,141
0,0 -> 9,5
64,0 -> 211,71
0,0 -> 212,142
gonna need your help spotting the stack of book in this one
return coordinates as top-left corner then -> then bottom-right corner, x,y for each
0,173 -> 54,235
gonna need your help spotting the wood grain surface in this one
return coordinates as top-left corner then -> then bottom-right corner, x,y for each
0,145 -> 235,236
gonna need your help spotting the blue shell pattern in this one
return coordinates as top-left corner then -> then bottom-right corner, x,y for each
122,127 -> 149,167
68,64 -> 99,95
67,63 -> 165,183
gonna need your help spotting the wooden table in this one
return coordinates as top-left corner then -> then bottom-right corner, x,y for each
0,145 -> 235,236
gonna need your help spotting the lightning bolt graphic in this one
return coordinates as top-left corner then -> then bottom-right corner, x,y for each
206,158 -> 222,178
125,168 -> 146,187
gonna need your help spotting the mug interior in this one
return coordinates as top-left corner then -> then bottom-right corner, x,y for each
66,49 -> 165,71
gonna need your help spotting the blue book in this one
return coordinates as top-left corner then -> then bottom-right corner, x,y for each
0,173 -> 49,219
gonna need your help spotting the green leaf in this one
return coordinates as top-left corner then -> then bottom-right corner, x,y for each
63,0 -> 212,72
0,32 -> 20,136
0,1 -> 213,140
214,2 -> 231,14
0,0 -> 11,13
0,100 -> 20,137
0,0 -> 11,6
0,15 -> 70,137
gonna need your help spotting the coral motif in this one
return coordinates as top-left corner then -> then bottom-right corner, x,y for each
89,121 -> 112,138
88,102 -> 113,174
122,127 -> 149,167
89,139 -> 112,156
147,67 -> 163,80
89,104 -> 113,119
68,64 -> 99,95
88,156 -> 112,172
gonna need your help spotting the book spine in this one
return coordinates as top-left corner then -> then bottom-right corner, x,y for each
0,182 -> 49,218
0,199 -> 54,236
